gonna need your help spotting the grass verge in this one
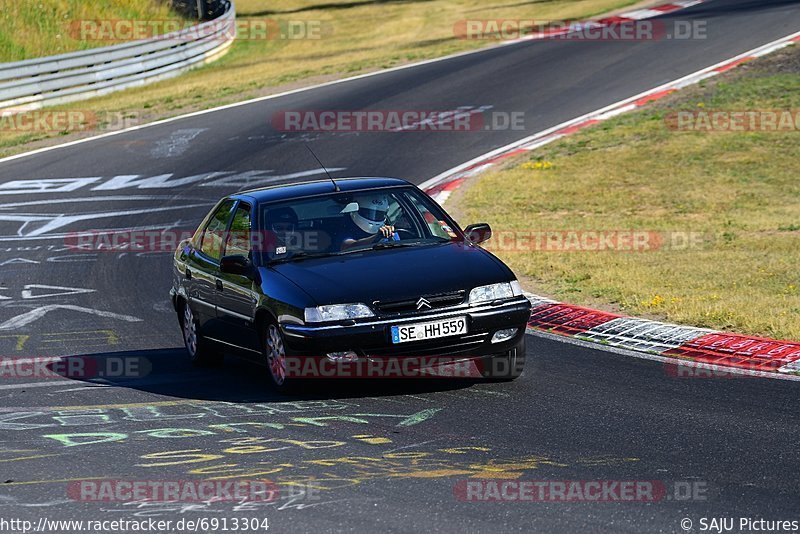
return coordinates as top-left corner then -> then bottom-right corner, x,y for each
449,44 -> 800,341
0,0 -> 185,61
0,0 -> 642,157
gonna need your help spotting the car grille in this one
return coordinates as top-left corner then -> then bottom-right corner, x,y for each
373,290 -> 466,314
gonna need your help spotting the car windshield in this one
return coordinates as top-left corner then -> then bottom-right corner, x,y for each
259,186 -> 460,263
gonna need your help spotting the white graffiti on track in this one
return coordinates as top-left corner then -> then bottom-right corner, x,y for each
0,169 -> 344,196
0,258 -> 39,266
0,305 -> 142,331
20,285 -> 96,300
0,205 -> 205,239
0,401 -> 442,446
96,487 -> 357,517
0,284 -> 96,303
0,170 -> 344,242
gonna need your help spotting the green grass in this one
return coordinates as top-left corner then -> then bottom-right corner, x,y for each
0,0 -> 185,61
450,44 -> 800,341
0,0 -> 641,157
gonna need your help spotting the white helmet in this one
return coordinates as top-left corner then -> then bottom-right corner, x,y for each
350,194 -> 389,234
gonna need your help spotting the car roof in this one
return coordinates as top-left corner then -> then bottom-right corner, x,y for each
233,177 -> 413,204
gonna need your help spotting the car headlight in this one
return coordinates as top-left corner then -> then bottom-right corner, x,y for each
304,303 -> 375,323
469,281 -> 523,305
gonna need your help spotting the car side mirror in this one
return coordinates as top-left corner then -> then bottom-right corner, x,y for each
464,223 -> 492,245
220,255 -> 254,278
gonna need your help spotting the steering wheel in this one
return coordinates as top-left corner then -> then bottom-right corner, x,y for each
393,228 -> 416,240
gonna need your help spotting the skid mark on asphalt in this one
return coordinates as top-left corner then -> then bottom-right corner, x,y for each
149,129 -> 207,159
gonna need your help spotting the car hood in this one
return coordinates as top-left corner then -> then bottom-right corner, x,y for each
267,242 -> 513,306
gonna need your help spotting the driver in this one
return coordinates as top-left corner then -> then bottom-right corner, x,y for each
340,194 -> 397,250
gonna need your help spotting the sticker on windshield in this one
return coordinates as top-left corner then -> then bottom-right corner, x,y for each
276,246 -> 287,255
439,220 -> 457,238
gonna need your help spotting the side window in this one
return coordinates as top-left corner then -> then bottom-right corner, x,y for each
224,203 -> 252,258
200,199 -> 235,261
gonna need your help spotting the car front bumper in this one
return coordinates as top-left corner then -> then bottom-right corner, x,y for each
280,298 -> 531,360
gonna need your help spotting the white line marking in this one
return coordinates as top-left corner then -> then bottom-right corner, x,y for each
0,43 -> 545,166
619,9 -> 664,20
0,4 -> 711,167
419,29 -> 800,192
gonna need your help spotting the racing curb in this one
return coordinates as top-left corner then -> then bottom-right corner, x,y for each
500,0 -> 706,43
420,17 -> 800,379
421,29 -> 800,205
522,294 -> 800,377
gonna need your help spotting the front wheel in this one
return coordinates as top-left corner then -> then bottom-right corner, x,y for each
180,300 -> 221,366
262,321 -> 295,393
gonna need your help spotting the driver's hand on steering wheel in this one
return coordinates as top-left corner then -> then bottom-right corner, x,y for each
378,225 -> 395,238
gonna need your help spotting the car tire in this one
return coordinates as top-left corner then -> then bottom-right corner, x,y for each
482,335 -> 526,381
261,320 -> 296,394
180,300 -> 222,367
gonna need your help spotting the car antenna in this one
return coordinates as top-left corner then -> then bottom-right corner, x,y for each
305,145 -> 339,192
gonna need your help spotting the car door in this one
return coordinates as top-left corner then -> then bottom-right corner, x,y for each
216,200 -> 261,355
185,198 -> 236,338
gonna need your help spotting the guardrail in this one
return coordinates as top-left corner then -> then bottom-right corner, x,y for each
0,1 -> 235,112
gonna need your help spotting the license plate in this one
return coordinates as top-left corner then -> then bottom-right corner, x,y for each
391,317 -> 467,344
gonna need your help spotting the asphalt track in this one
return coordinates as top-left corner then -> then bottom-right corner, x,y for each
1,1 -> 799,532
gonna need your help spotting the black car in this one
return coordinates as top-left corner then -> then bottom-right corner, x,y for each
170,177 -> 531,391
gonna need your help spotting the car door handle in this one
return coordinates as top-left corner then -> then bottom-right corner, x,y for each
216,279 -> 223,291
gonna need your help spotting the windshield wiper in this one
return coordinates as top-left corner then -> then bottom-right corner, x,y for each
371,240 -> 424,250
269,251 -> 337,264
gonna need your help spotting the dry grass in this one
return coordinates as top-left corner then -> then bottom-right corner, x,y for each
0,0 -> 640,156
451,45 -> 800,340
